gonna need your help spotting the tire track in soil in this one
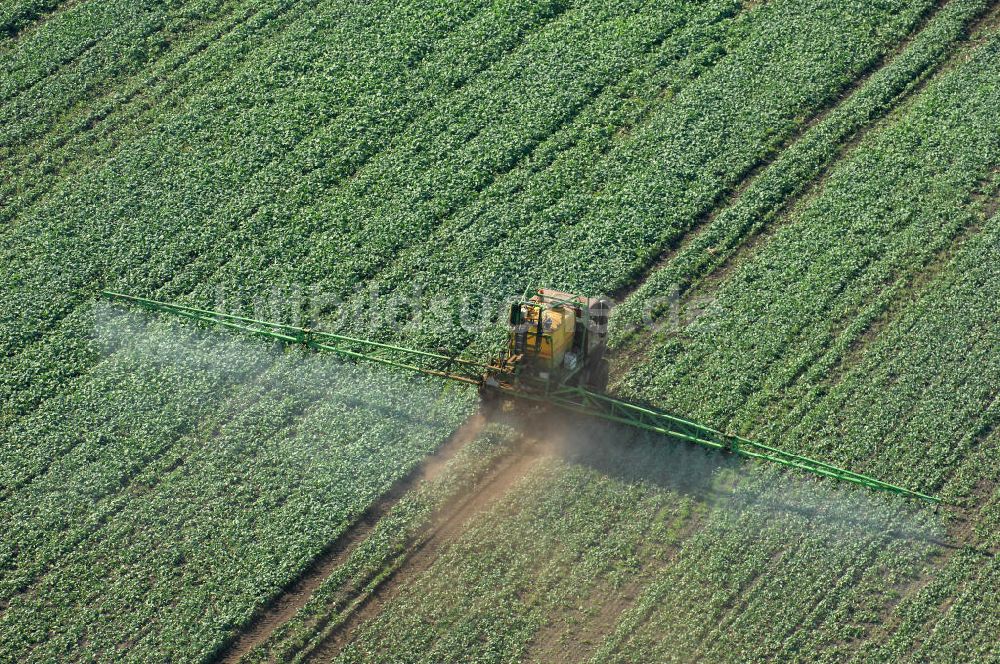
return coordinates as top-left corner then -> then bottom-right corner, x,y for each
724,162 -> 998,453
297,434 -> 549,664
211,414 -> 490,664
690,0 -> 996,304
818,169 -> 998,389
606,0 -> 983,378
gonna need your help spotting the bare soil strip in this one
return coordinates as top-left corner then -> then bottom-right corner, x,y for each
211,414 -> 488,664
297,435 -> 547,662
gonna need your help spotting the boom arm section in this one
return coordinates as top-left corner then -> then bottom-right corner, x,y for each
532,386 -> 941,504
101,290 -> 491,385
100,290 -> 941,505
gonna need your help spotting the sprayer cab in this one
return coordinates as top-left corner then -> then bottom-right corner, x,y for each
482,288 -> 610,396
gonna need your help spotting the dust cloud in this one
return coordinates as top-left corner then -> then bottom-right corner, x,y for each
532,409 -> 947,551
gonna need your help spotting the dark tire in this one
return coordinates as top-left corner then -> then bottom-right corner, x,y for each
479,384 -> 500,415
586,358 -> 610,391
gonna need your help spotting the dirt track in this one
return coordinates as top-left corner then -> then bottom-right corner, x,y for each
214,415 -> 490,664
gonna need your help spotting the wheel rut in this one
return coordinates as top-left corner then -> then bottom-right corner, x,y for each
210,414 -> 490,664
298,435 -> 546,663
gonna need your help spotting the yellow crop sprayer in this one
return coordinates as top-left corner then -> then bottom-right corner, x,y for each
101,288 -> 941,504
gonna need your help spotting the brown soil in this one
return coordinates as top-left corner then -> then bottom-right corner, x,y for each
299,435 -> 547,662
211,414 -> 488,664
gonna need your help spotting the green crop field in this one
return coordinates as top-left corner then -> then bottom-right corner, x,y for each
2,0 -> 998,661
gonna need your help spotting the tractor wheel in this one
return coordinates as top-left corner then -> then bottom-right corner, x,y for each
479,384 -> 500,415
586,358 -> 610,391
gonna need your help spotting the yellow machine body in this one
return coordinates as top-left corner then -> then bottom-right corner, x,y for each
487,288 -> 610,394
515,301 -> 576,369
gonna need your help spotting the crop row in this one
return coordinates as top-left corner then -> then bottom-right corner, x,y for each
0,305 -> 299,586
0,0 -> 514,396
0,0 -> 64,40
0,0 -> 533,224
320,442 -> 944,662
774,195 -> 999,496
0,0 -> 319,225
322,0 -> 938,354
0,0 -> 200,103
593,470 -> 942,662
0,0 -> 235,154
1,0 -> 524,338
609,415 -> 998,662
